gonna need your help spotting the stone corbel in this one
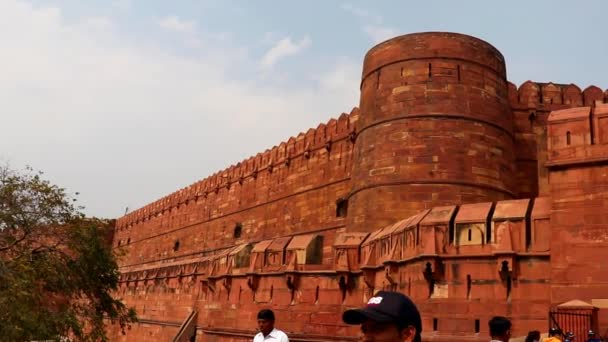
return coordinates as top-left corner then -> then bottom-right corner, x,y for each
246,273 -> 260,291
285,272 -> 298,291
222,276 -> 231,291
498,257 -> 515,281
422,258 -> 443,282
384,262 -> 399,285
337,272 -> 352,292
202,278 -> 215,293
362,269 -> 376,289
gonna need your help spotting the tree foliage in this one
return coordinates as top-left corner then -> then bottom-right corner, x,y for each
0,165 -> 136,341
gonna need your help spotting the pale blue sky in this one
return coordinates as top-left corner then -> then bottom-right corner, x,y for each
1,0 -> 606,218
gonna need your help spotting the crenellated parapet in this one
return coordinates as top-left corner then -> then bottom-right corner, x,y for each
546,103 -> 608,167
113,108 -> 359,251
508,81 -> 607,110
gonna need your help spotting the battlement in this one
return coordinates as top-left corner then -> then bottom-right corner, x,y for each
115,108 -> 359,232
546,103 -> 608,167
508,81 -> 607,109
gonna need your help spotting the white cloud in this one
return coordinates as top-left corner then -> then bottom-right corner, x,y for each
363,25 -> 397,44
342,3 -> 396,44
158,15 -> 196,33
341,3 -> 382,23
316,58 -> 361,91
0,0 -> 358,218
260,36 -> 312,68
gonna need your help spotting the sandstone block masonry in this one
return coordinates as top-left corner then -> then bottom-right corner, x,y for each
107,32 -> 608,342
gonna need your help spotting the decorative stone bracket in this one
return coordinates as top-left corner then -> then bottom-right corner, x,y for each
246,273 -> 260,291
222,277 -> 231,291
422,259 -> 443,282
336,272 -> 352,292
201,278 -> 216,293
384,262 -> 399,285
362,268 -> 376,289
497,256 -> 516,281
285,272 -> 298,290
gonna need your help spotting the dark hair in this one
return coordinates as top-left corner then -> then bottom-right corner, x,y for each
526,330 -> 541,342
489,316 -> 511,337
257,309 -> 275,321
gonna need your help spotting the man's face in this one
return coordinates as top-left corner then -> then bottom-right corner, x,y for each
360,319 -> 416,342
257,318 -> 274,336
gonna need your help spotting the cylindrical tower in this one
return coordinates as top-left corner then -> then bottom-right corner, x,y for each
348,32 -> 516,232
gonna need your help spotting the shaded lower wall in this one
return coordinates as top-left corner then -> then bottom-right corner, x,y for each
110,257 -> 551,342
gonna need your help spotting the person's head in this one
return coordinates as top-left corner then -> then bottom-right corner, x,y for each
525,330 -> 541,342
488,316 -> 512,341
257,309 -> 275,336
549,327 -> 562,337
342,291 -> 422,342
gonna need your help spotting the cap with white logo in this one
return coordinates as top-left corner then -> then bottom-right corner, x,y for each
342,291 -> 422,342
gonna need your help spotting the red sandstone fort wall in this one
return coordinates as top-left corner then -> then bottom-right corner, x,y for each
112,197 -> 552,341
107,31 -> 608,342
114,110 -> 358,267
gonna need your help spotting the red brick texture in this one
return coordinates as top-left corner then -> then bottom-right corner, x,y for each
108,32 -> 608,341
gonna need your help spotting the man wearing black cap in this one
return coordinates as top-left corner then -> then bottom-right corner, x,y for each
342,291 -> 422,342
488,316 -> 511,342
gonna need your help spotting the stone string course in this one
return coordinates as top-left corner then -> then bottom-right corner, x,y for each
107,32 -> 608,342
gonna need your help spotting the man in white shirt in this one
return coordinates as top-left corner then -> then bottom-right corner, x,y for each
253,309 -> 289,342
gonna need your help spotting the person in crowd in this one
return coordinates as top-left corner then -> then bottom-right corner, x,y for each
564,331 -> 575,342
253,309 -> 289,342
342,290 -> 422,342
488,316 -> 512,342
544,327 -> 563,342
526,330 -> 541,342
587,330 -> 602,342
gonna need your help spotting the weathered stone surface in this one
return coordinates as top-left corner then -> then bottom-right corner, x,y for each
107,32 -> 608,342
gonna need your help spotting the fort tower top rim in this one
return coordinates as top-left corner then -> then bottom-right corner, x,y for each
362,31 -> 507,82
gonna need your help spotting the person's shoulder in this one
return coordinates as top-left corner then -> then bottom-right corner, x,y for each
274,329 -> 288,335
253,332 -> 264,341
274,329 -> 289,338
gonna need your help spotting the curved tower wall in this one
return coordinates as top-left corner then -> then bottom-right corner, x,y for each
348,32 -> 516,232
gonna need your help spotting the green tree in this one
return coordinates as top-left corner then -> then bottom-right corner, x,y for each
0,165 -> 136,341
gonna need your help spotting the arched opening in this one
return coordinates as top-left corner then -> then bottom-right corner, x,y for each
173,240 -> 180,252
566,131 -> 572,145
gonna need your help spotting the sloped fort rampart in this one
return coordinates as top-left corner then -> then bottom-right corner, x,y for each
108,32 -> 608,341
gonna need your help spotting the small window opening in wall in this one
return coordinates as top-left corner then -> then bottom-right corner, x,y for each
475,319 -> 480,333
127,238 -> 131,245
528,111 -> 536,127
433,318 -> 438,331
467,229 -> 472,241
117,240 -> 122,247
466,275 -> 472,300
566,131 -> 572,145
315,285 -> 320,304
173,240 -> 180,252
233,223 -> 242,238
336,198 -> 348,218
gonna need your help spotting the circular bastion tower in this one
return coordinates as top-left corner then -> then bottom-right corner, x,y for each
348,32 -> 516,232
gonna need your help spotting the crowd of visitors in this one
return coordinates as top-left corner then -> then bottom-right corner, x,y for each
253,290 -> 603,342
